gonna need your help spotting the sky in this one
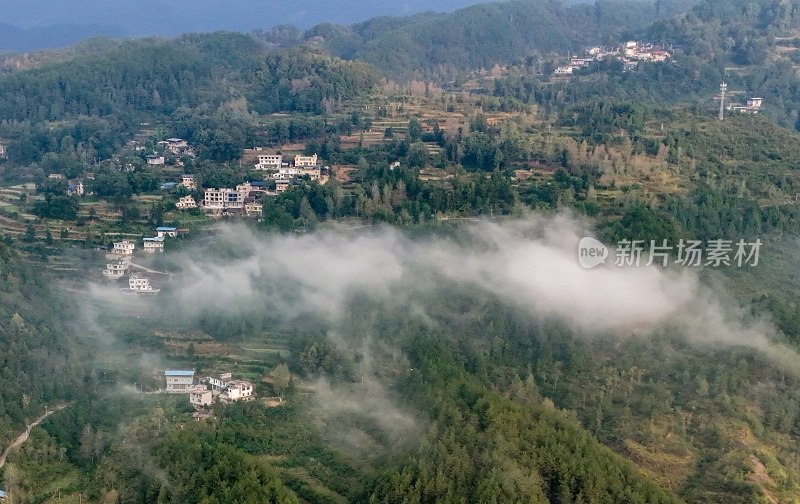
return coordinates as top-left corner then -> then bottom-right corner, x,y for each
0,0 -> 489,36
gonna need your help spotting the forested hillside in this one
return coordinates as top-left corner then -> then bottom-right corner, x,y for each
0,241 -> 86,448
305,0 -> 696,78
5,0 -> 800,503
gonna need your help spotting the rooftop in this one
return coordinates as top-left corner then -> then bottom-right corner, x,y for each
165,370 -> 195,377
143,236 -> 165,242
156,226 -> 177,231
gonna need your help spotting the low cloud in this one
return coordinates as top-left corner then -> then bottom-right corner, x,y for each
79,213 -> 800,451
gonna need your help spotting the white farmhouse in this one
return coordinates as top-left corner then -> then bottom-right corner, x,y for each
155,226 -> 178,238
102,259 -> 130,279
176,196 -> 197,209
165,370 -> 195,392
112,240 -> 135,256
143,236 -> 164,253
255,154 -> 283,170
219,380 -> 255,402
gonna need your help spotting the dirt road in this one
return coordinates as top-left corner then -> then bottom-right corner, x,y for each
0,402 -> 71,471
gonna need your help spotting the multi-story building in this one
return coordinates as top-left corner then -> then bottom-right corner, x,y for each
102,259 -> 130,279
112,240 -> 135,256
219,380 -> 255,402
165,370 -> 195,392
294,154 -> 318,167
143,236 -> 164,253
180,174 -> 197,190
190,385 -> 213,408
155,226 -> 178,238
255,154 -> 283,170
129,274 -> 158,293
207,372 -> 232,394
176,196 -> 198,209
203,187 -> 245,210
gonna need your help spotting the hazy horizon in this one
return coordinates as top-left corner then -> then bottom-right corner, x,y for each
0,0 -> 487,45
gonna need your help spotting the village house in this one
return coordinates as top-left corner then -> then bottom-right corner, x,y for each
275,179 -> 292,194
163,138 -> 195,157
143,236 -> 165,253
245,202 -> 263,217
0,142 -> 6,159
190,385 -> 214,408
102,259 -> 130,279
156,226 -> 178,238
218,380 -> 255,402
112,240 -> 135,256
207,372 -> 232,394
48,173 -> 64,180
203,187 -> 245,210
180,174 -> 197,190
146,154 -> 165,165
165,370 -> 195,392
294,153 -> 318,167
67,181 -> 84,197
270,166 -> 321,181
175,195 -> 198,209
728,96 -> 763,114
255,154 -> 283,170
128,273 -> 159,294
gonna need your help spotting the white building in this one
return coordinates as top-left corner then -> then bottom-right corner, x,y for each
554,66 -> 574,75
176,196 -> 198,209
219,380 -> 255,402
255,154 -> 283,170
270,166 -> 321,181
0,143 -> 6,159
112,240 -> 135,256
102,259 -> 130,279
165,370 -> 195,392
294,154 -> 318,167
155,226 -> 178,238
203,187 -> 244,210
129,274 -> 158,293
143,236 -> 164,253
146,154 -> 165,166
207,372 -> 232,394
747,97 -> 763,109
190,385 -> 213,408
180,174 -> 197,190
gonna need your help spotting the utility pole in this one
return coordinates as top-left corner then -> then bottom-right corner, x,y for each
719,81 -> 727,121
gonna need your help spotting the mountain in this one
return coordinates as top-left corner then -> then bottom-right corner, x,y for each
0,0 -> 493,51
307,0 -> 699,78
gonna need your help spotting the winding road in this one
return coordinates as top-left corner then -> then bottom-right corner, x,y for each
0,402 -> 71,471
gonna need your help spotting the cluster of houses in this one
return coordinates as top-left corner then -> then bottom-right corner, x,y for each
101,227 -> 180,294
164,370 -> 256,419
554,40 -> 671,76
173,153 -> 326,216
145,138 -> 196,166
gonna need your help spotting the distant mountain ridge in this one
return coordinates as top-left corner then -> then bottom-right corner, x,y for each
0,22 -> 122,53
0,0 -> 494,52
